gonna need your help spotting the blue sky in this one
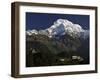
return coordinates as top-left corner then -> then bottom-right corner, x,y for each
26,12 -> 89,30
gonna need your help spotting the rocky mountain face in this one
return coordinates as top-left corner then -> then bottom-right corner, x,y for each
26,19 -> 89,67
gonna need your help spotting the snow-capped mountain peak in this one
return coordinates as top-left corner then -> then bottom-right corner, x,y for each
46,19 -> 88,38
26,19 -> 89,39
26,29 -> 38,35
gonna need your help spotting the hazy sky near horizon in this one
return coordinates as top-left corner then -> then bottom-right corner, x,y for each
26,12 -> 89,30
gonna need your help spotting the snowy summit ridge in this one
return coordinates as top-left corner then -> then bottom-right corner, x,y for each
26,19 -> 89,39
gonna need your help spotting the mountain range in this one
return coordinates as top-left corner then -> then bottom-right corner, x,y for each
26,19 -> 89,67
26,19 -> 89,39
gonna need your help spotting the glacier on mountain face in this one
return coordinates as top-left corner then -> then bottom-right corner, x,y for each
51,24 -> 65,36
26,19 -> 89,39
